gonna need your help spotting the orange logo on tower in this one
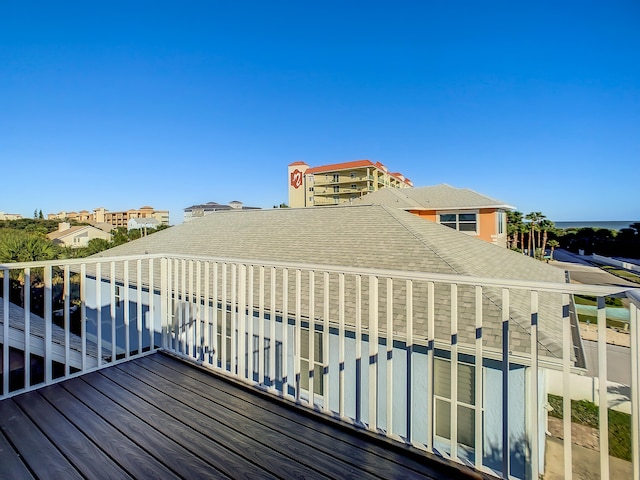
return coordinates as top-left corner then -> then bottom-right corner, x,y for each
290,169 -> 303,189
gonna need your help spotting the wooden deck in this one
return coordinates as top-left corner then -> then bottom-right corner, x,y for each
0,352 -> 489,479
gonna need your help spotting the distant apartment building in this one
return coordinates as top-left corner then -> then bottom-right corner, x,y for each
48,206 -> 170,229
183,201 -> 260,222
288,160 -> 413,208
0,212 -> 23,220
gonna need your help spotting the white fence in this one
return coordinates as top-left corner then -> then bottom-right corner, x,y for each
592,254 -> 640,273
1,254 -> 639,480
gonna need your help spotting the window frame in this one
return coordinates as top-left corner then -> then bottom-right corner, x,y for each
437,210 -> 479,235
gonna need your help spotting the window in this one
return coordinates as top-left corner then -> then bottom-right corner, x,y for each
438,212 -> 477,233
497,211 -> 505,235
433,358 -> 480,448
351,184 -> 357,189
333,185 -> 340,193
115,285 -> 122,308
260,337 -> 283,384
350,172 -> 356,178
216,309 -> 232,367
300,327 -> 323,395
332,174 -> 340,182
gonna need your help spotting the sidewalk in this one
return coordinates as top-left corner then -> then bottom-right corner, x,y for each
544,434 -> 632,479
580,323 -> 630,347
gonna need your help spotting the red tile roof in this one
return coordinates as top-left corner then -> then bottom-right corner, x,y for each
306,159 -> 376,174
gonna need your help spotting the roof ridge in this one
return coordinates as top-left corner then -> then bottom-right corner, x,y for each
380,206 -> 461,274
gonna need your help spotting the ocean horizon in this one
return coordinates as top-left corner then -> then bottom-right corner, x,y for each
553,220 -> 638,231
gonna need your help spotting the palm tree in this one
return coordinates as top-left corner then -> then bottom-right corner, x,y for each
539,219 -> 555,259
525,212 -> 544,257
547,239 -> 559,260
507,211 -> 524,250
519,223 -> 528,255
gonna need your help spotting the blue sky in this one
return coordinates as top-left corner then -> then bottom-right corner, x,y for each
1,1 -> 638,224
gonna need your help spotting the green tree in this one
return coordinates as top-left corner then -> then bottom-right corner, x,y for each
506,211 -> 524,250
525,212 -> 544,257
539,219 -> 555,259
111,227 -> 129,246
84,238 -> 111,256
0,232 -> 55,263
547,239 -> 559,260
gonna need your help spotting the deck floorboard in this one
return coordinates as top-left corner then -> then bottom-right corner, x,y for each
0,352 -> 485,480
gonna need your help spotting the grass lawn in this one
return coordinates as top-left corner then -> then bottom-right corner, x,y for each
600,266 -> 640,284
548,394 -> 631,461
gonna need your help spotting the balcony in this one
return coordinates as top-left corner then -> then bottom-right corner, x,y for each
313,175 -> 371,186
1,254 -> 639,479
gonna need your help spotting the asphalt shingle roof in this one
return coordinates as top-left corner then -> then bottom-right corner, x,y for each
94,205 -> 568,360
352,184 -> 515,210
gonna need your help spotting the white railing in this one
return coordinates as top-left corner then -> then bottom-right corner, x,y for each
1,256 -> 161,399
1,254 -> 639,480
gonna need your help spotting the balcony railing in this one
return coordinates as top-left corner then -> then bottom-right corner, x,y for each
1,254 -> 639,479
312,175 -> 372,185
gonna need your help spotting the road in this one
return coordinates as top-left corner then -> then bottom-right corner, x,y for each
550,249 -> 639,288
581,339 -> 630,384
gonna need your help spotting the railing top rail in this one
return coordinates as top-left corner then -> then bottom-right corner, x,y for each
2,253 -> 637,297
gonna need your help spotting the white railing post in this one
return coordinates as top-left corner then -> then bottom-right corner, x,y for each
450,283 -> 458,460
355,274 -> 362,423
44,265 -> 52,383
160,258 -> 168,350
529,290 -> 539,479
138,259 -> 144,354
258,266 -> 265,384
80,264 -> 86,372
203,261 -> 210,363
368,275 -> 379,432
282,268 -> 289,393
247,265 -> 254,382
124,260 -> 130,359
597,296 -> 609,479
110,262 -> 116,363
474,285 -> 483,472
2,268 -> 9,395
24,267 -> 32,386
629,293 -> 639,480
323,271 -> 330,412
308,270 -> 315,407
294,269 -> 301,401
196,260 -> 202,361
426,281 -> 435,452
502,288 -> 510,478
148,258 -> 155,352
339,272 -> 345,418
406,279 -> 413,443
562,293 -> 572,480
187,260 -> 194,358
238,264 -> 246,380
63,265 -> 70,376
221,263 -> 227,371
386,277 -> 393,437
269,267 -> 276,390
212,262 -> 219,367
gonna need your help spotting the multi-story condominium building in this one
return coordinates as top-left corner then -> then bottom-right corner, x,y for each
288,160 -> 412,208
0,212 -> 23,220
48,206 -> 170,229
183,200 -> 260,222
